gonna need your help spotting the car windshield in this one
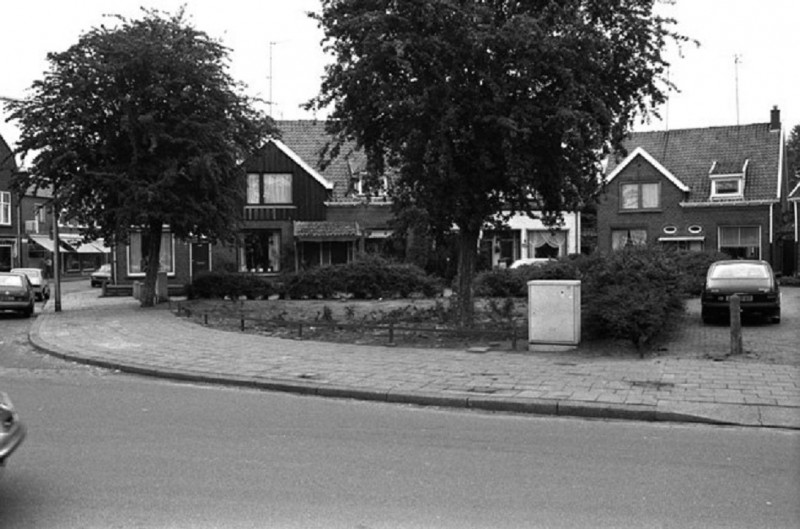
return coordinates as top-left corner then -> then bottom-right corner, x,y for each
0,275 -> 24,287
710,263 -> 769,279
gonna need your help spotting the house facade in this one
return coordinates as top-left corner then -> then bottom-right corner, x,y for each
108,119 -> 582,286
790,181 -> 800,274
597,107 -> 789,271
0,133 -> 17,271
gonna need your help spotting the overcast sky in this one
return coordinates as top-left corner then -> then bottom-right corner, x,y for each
1,0 -> 797,153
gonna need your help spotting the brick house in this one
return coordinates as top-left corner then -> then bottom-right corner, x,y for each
596,107 -> 789,271
108,119 -> 583,286
109,120 -> 395,285
0,133 -> 17,271
790,181 -> 800,274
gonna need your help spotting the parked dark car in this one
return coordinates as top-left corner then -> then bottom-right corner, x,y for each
700,260 -> 781,324
11,267 -> 50,301
0,272 -> 35,318
90,264 -> 112,287
0,391 -> 26,474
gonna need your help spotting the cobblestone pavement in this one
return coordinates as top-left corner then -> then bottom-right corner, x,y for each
29,289 -> 800,429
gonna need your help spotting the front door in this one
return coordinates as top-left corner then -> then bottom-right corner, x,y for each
0,244 -> 12,272
191,243 -> 211,278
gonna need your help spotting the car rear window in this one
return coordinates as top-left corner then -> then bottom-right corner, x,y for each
710,263 -> 769,279
0,275 -> 24,287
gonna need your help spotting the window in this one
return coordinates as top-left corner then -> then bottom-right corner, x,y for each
529,230 -> 566,259
710,177 -> 743,199
247,173 -> 292,204
719,226 -> 760,259
127,231 -> 175,275
0,191 -> 10,225
620,183 -> 660,210
611,229 -> 647,250
243,230 -> 282,272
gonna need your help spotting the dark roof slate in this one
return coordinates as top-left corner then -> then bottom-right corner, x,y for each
294,220 -> 362,240
607,123 -> 782,203
276,120 -> 367,202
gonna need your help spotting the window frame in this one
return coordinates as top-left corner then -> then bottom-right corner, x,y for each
126,230 -> 176,277
247,173 -> 293,205
0,191 -> 10,225
611,228 -> 648,250
710,176 -> 744,199
718,225 -> 760,260
619,182 -> 661,211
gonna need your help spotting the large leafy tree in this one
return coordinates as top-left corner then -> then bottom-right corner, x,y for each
9,8 -> 273,306
788,124 -> 800,183
310,0 -> 686,324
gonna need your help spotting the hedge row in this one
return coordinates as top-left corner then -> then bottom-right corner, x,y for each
284,256 -> 440,299
187,256 -> 440,301
187,248 -> 731,352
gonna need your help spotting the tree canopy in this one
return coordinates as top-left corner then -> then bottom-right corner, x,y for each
309,0 -> 687,323
9,8 -> 274,305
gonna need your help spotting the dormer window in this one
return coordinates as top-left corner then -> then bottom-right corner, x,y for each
709,159 -> 747,200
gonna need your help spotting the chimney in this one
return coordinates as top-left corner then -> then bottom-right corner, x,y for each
770,105 -> 780,131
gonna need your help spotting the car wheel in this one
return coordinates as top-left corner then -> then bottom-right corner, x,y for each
22,306 -> 33,318
701,308 -> 713,324
770,311 -> 781,324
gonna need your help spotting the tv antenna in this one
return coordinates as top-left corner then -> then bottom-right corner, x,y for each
734,54 -> 742,125
267,41 -> 286,117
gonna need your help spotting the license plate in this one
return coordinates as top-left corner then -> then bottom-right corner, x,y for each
0,295 -> 12,301
727,295 -> 753,302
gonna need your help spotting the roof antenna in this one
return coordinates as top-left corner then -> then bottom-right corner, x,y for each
664,66 -> 670,132
734,54 -> 742,125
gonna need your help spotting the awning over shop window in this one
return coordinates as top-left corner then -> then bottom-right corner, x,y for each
29,235 -> 58,253
29,235 -> 110,253
59,236 -> 111,254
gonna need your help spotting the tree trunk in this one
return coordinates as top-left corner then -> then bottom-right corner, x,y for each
139,221 -> 163,308
456,228 -> 479,327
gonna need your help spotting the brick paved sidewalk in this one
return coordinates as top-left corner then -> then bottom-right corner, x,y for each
30,290 -> 800,429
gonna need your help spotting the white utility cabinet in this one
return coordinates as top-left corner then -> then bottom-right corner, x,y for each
527,280 -> 581,351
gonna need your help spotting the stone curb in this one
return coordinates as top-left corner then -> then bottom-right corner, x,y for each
28,315 -> 799,429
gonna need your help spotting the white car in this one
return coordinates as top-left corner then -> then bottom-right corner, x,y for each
0,391 -> 26,473
10,268 -> 50,301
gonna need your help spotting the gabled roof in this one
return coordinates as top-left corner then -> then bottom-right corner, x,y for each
267,137 -> 333,190
276,120 -> 367,201
606,122 -> 783,203
606,146 -> 689,191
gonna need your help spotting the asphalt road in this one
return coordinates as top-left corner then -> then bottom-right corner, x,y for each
1,282 -> 799,528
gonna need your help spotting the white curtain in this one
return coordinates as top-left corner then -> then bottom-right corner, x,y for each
530,230 -> 566,256
263,174 -> 292,203
246,174 -> 260,204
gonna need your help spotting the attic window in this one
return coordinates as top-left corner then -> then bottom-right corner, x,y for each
709,159 -> 747,200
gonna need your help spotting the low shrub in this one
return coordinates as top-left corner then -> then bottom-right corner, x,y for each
473,254 -> 591,297
285,256 -> 441,299
187,271 -> 274,300
581,245 -> 685,352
